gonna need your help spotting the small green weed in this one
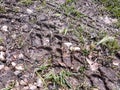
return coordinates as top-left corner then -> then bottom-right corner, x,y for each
79,66 -> 86,73
35,64 -> 51,73
45,69 -> 72,88
59,28 -> 68,35
74,27 -> 85,43
0,5 -> 6,13
95,0 -> 120,27
61,0 -> 84,18
0,38 -> 3,44
97,35 -> 120,53
20,0 -> 33,6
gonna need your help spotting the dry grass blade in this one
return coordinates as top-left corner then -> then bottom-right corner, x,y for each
97,36 -> 115,45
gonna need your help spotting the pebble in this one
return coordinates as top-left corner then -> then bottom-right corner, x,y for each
29,84 -> 37,90
0,51 -> 5,61
36,77 -> 43,87
23,86 -> 29,90
1,25 -> 8,32
11,34 -> 17,39
20,79 -> 28,86
26,8 -> 33,14
15,64 -> 24,71
0,46 -> 4,51
104,16 -> 111,24
64,42 -> 72,48
113,60 -> 120,66
4,66 -> 10,71
14,70 -> 22,75
18,53 -> 24,59
11,62 -> 16,67
15,80 -> 20,87
70,46 -> 80,51
0,64 -> 4,70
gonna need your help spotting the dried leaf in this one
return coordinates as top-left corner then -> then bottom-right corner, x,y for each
86,58 -> 99,71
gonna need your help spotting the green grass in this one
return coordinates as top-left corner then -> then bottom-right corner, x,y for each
97,35 -> 120,54
0,5 -> 6,13
97,0 -> 120,17
35,66 -> 72,89
44,69 -> 72,88
95,0 -> 120,27
20,0 -> 33,6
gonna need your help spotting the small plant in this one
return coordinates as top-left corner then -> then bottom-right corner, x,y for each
35,64 -> 51,73
81,49 -> 90,56
95,0 -> 120,27
59,28 -> 68,35
0,5 -> 6,13
97,35 -> 120,53
74,27 -> 85,43
45,69 -> 72,88
0,38 -> 3,44
20,0 -> 33,6
79,66 -> 86,73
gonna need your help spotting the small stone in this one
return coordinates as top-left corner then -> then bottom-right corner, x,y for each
43,38 -> 49,46
0,64 -> 4,70
1,25 -> 8,32
11,62 -> 16,67
15,80 -> 19,87
11,34 -> 17,39
29,84 -> 37,90
18,53 -> 24,59
64,42 -> 72,48
0,46 -> 4,51
0,51 -> 5,61
15,64 -> 24,71
70,46 -> 80,51
14,70 -> 22,76
26,9 -> 33,14
4,66 -> 10,71
23,86 -> 29,90
36,78 -> 43,87
20,80 -> 27,86
113,60 -> 120,66
91,88 -> 99,90
103,16 -> 111,24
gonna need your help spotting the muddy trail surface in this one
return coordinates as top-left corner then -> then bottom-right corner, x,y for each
0,0 -> 120,90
